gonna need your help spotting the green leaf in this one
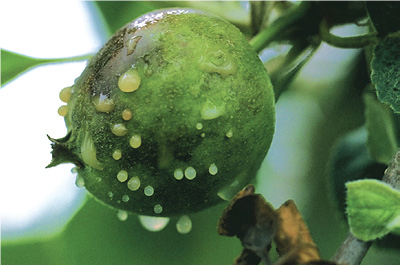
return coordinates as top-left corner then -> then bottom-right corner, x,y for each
364,93 -> 398,165
346,179 -> 400,241
1,49 -> 50,86
370,33 -> 400,114
1,50 -> 93,87
366,2 -> 400,37
94,1 -> 156,36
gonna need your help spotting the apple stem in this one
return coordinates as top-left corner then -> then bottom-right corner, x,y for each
249,2 -> 311,53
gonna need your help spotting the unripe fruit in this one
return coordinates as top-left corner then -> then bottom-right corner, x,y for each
48,8 -> 275,217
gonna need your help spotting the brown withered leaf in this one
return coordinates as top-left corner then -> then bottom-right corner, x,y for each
218,187 -> 338,265
274,200 -> 320,264
218,185 -> 278,265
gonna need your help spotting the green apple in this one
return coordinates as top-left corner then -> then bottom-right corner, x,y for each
48,8 -> 275,217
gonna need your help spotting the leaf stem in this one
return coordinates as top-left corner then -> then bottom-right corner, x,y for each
249,1 -> 310,53
48,53 -> 94,64
332,149 -> 400,265
319,18 -> 378,49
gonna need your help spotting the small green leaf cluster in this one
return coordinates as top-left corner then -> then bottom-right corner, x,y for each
346,179 -> 400,241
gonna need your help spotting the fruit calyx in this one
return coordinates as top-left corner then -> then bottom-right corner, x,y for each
46,132 -> 82,169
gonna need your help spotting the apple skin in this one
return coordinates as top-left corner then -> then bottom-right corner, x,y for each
49,8 -> 275,217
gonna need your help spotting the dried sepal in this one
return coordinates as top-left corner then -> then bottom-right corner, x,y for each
274,200 -> 320,262
218,185 -> 278,265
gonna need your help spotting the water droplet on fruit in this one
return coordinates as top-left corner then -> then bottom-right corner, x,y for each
112,149 -> 122,160
81,131 -> 104,170
184,167 -> 196,180
201,101 -> 225,120
154,204 -> 163,214
130,134 -> 142,148
138,215 -> 170,232
176,215 -> 192,234
218,179 -> 242,201
122,195 -> 130,202
75,175 -> 85,188
117,210 -> 128,221
126,36 -> 142,55
174,168 -> 184,180
117,170 -> 128,182
226,129 -> 233,138
58,105 -> 68,116
198,50 -> 237,79
111,123 -> 128,136
118,68 -> 141,93
196,123 -> 203,130
209,163 -> 218,175
93,94 -> 115,113
59,86 -> 72,103
122,109 -> 133,120
127,176 -> 141,191
144,185 -> 154,196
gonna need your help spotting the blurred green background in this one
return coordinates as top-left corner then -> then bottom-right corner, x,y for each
1,1 -> 399,264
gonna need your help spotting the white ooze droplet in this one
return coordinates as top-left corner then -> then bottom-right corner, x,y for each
57,105 -> 68,116
117,210 -> 128,221
122,109 -> 133,121
201,101 -> 225,120
130,134 -> 142,148
59,86 -> 72,103
122,195 -> 130,202
126,36 -> 142,55
184,167 -> 196,180
112,149 -> 122,160
81,131 -> 104,170
75,175 -> 85,188
138,215 -> 170,232
144,186 -> 154,196
198,50 -> 237,79
118,68 -> 141,93
111,123 -> 128,136
176,215 -> 192,234
117,170 -> 128,182
174,168 -> 184,180
127,176 -> 141,191
209,163 -> 218,175
154,204 -> 163,214
93,94 -> 115,113
226,129 -> 233,138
